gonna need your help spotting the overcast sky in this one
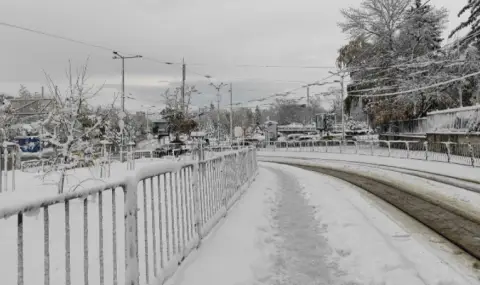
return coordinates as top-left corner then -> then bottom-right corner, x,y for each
0,0 -> 468,112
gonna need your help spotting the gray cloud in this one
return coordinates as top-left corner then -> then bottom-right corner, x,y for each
0,0 -> 468,112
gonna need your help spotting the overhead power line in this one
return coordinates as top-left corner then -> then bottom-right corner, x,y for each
348,69 -> 480,98
187,63 -> 337,69
0,21 -> 179,66
0,21 -> 337,71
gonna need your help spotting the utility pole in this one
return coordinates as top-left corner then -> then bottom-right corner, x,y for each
209,82 -> 228,143
329,71 -> 346,141
340,73 -> 346,141
112,51 -> 142,161
306,85 -> 310,125
181,58 -> 186,114
229,83 -> 233,142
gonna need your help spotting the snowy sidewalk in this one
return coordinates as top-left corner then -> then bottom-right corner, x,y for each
166,162 -> 480,285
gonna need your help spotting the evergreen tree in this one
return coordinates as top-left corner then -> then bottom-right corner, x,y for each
18,85 -> 31,98
254,106 -> 262,125
450,0 -> 480,48
400,0 -> 447,57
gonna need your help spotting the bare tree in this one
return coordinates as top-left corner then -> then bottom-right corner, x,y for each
161,85 -> 199,139
339,0 -> 411,52
41,59 -> 117,193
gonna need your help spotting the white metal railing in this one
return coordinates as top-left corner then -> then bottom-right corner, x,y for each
260,140 -> 480,167
0,147 -> 258,285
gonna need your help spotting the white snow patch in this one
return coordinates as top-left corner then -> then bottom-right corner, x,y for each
164,167 -> 277,285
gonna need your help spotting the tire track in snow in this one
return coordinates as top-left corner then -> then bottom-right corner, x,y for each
264,166 -> 336,285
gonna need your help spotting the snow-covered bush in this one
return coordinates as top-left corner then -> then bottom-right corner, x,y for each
41,60 -> 118,193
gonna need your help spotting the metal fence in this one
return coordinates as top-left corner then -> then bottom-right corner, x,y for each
0,147 -> 258,285
260,140 -> 480,167
377,118 -> 428,134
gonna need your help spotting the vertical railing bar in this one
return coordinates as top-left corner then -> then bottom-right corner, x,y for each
44,207 -> 50,285
150,177 -> 158,277
65,201 -> 71,285
215,159 -> 220,213
182,167 -> 188,243
135,186 -> 140,285
18,213 -> 24,285
178,168 -> 184,252
187,166 -> 193,240
200,163 -> 206,226
203,162 -> 208,222
123,189 -> 127,273
213,160 -> 217,215
142,179 -> 150,283
209,161 -> 214,219
98,192 -> 104,285
112,189 -> 117,285
207,161 -> 211,220
219,158 -> 223,210
164,173 -> 171,262
158,174 -> 165,269
83,198 -> 89,285
186,166 -> 191,241
175,171 -> 182,254
221,159 -> 226,210
180,168 -> 187,250
170,172 -> 176,256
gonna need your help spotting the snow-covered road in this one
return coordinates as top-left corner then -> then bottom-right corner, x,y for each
166,162 -> 480,285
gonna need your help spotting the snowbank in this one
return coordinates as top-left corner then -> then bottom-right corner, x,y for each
257,151 -> 480,182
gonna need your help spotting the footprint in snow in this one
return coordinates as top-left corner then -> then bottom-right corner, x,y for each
335,248 -> 352,257
391,233 -> 411,240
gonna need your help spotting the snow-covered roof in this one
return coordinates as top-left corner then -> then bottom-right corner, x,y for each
427,105 -> 480,115
280,123 -> 304,128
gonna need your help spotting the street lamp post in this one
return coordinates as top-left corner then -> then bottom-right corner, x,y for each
112,51 -> 142,161
329,71 -> 346,142
303,81 -> 331,125
141,105 -> 157,133
209,82 -> 228,143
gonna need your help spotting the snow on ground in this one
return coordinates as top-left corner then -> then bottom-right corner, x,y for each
164,167 -> 276,285
0,157 -> 199,285
0,159 -> 168,208
258,150 -> 480,182
165,162 -> 480,285
259,155 -> 480,218
0,150 -> 243,285
136,139 -> 163,150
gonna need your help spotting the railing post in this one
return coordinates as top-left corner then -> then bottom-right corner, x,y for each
11,150 -> 15,191
387,141 -> 391,157
445,143 -> 451,163
124,178 -> 139,285
339,140 -> 343,154
370,141 -> 374,156
354,141 -> 358,154
325,141 -> 328,153
469,143 -> 475,167
235,152 -> 241,191
108,153 -> 112,177
405,142 -> 410,159
3,145 -> 8,192
424,141 -> 428,161
220,156 -> 228,218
